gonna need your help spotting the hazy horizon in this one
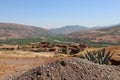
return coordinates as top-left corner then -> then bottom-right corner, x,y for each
0,0 -> 120,29
0,22 -> 119,29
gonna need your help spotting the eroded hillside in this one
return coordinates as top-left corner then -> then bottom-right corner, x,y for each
68,25 -> 120,43
0,23 -> 51,40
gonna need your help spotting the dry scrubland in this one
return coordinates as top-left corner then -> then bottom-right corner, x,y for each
13,58 -> 120,80
0,43 -> 120,80
0,22 -> 120,80
0,50 -> 67,79
76,46 -> 120,60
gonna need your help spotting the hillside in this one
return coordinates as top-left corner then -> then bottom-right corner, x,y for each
13,58 -> 120,80
67,25 -> 120,43
50,25 -> 89,34
0,23 -> 51,40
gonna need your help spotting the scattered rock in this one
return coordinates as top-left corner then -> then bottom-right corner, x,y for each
9,58 -> 120,80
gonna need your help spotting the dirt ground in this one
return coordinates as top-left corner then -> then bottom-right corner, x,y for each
14,58 -> 120,80
1,46 -> 120,79
0,50 -> 67,79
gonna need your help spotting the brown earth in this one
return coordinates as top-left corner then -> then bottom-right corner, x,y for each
13,58 -> 120,80
1,46 -> 120,80
68,25 -> 120,43
0,23 -> 51,40
105,46 -> 120,60
0,50 -> 68,80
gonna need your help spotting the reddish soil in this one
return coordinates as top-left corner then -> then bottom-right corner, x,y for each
13,58 -> 120,80
0,54 -> 67,79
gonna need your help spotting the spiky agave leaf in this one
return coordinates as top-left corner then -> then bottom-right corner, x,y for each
103,51 -> 114,64
86,51 -> 97,63
101,48 -> 106,64
99,48 -> 106,64
97,50 -> 102,64
85,48 -> 114,65
85,54 -> 90,60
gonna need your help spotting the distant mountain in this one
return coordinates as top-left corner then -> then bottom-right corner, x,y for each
67,25 -> 120,43
1,23 -> 119,43
91,25 -> 113,29
50,25 -> 89,34
0,23 -> 51,40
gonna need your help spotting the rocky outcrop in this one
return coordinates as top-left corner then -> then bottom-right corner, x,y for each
12,58 -> 120,80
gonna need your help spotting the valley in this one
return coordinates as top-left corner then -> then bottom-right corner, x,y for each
1,0 -> 120,80
0,23 -> 120,80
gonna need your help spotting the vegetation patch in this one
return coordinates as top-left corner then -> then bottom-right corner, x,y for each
85,48 -> 114,65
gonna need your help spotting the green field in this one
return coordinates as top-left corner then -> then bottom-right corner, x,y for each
0,36 -> 119,48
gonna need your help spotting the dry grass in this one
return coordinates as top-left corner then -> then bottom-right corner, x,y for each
0,50 -> 56,58
0,50 -> 68,79
0,46 -> 120,79
75,46 -> 120,60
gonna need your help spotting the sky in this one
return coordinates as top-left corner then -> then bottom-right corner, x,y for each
0,0 -> 120,29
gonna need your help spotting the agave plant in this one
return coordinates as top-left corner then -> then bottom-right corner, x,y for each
85,48 -> 114,65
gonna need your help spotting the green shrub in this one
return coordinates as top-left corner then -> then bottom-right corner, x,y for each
85,48 -> 114,65
61,48 -> 67,54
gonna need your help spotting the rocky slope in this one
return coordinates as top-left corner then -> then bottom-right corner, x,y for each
11,58 -> 120,80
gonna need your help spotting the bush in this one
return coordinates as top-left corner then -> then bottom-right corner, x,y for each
61,48 -> 67,54
85,48 -> 114,65
70,49 -> 80,55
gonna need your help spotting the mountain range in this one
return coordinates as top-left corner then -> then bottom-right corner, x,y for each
67,25 -> 120,43
0,23 -> 119,44
50,25 -> 112,34
50,25 -> 89,34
